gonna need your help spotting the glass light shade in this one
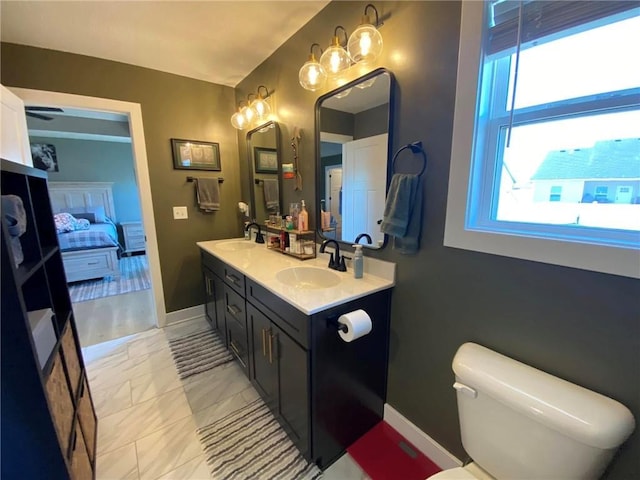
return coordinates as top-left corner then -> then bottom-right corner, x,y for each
319,41 -> 351,78
250,98 -> 271,122
240,105 -> 254,125
334,88 -> 352,99
231,110 -> 247,130
299,58 -> 327,91
348,24 -> 383,64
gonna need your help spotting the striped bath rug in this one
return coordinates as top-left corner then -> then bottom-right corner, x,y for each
168,328 -> 233,380
198,398 -> 322,480
68,254 -> 151,303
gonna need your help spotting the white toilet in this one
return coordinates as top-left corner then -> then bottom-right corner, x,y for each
429,343 -> 635,480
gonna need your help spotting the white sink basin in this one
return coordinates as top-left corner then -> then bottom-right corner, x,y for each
276,267 -> 341,290
217,241 -> 257,252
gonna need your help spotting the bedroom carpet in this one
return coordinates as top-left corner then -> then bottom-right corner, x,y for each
69,254 -> 151,303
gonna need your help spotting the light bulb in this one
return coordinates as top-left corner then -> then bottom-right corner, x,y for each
251,98 -> 271,122
348,23 -> 383,64
230,109 -> 247,130
242,104 -> 255,124
319,40 -> 351,78
299,56 -> 327,91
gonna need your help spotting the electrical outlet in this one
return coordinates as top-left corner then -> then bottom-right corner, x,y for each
173,206 -> 188,220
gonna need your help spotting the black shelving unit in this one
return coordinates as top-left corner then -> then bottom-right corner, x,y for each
1,159 -> 97,479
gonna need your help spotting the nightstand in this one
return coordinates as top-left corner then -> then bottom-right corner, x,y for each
121,221 -> 145,255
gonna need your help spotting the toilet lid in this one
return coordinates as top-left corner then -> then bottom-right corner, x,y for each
427,467 -> 479,480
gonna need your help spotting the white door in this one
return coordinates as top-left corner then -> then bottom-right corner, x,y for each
341,133 -> 388,244
615,186 -> 633,204
325,166 -> 342,239
1,85 -> 33,167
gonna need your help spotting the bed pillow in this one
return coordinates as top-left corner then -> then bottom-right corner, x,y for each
65,205 -> 108,223
54,212 -> 77,233
72,212 -> 97,223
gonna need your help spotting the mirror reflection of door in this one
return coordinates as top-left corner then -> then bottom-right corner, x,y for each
247,121 -> 281,225
341,133 -> 387,246
316,70 -> 392,248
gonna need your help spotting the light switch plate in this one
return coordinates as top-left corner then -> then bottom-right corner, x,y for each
173,206 -> 188,220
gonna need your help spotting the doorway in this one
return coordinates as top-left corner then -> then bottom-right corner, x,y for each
10,87 -> 166,345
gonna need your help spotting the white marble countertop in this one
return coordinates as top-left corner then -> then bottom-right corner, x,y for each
197,238 -> 395,315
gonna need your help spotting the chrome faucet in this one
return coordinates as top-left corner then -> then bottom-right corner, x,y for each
244,222 -> 265,243
320,239 -> 347,272
355,233 -> 373,245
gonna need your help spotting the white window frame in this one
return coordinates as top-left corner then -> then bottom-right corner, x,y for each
444,1 -> 640,279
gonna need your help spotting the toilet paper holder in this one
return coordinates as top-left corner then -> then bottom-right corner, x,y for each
326,314 -> 348,333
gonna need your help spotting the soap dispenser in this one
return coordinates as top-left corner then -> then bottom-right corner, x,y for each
352,244 -> 364,279
299,200 -> 309,231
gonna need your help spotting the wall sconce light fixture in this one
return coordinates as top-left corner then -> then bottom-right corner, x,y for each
231,101 -> 249,130
348,4 -> 383,65
250,85 -> 271,123
299,43 -> 327,91
319,26 -> 351,79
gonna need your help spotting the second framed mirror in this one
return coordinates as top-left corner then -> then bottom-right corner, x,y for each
248,121 -> 282,224
315,68 -> 395,249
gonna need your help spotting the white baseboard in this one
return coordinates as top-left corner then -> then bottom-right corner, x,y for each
384,404 -> 461,470
165,304 -> 205,326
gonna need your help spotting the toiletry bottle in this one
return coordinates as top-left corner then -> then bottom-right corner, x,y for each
244,222 -> 250,240
352,244 -> 364,279
299,200 -> 309,231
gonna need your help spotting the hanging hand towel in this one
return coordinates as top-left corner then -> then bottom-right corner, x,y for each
262,178 -> 280,212
380,173 -> 423,254
195,178 -> 220,212
1,194 -> 27,266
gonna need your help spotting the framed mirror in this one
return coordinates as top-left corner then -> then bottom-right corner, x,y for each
247,121 -> 282,224
315,68 -> 395,249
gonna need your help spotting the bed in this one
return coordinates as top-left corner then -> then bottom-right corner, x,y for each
49,181 -> 121,282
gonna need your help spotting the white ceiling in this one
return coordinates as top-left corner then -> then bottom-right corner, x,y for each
0,1 -> 330,87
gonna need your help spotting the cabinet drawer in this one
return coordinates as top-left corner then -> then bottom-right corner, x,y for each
45,350 -> 75,451
223,264 -> 245,296
247,279 -> 310,349
125,225 -> 144,237
61,323 -> 82,398
70,421 -> 93,480
127,235 -> 145,250
227,317 -> 249,374
77,377 -> 97,463
224,285 -> 246,329
202,251 -> 232,283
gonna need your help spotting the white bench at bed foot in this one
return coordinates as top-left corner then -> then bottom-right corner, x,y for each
62,247 -> 120,283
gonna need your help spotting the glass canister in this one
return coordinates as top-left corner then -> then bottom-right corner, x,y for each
289,202 -> 300,230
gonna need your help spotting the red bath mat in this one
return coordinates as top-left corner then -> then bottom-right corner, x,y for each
347,421 -> 441,480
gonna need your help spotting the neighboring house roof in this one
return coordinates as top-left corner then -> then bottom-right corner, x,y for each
532,138 -> 640,180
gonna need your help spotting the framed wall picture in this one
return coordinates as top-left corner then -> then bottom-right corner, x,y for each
254,147 -> 278,173
171,139 -> 221,171
30,143 -> 59,172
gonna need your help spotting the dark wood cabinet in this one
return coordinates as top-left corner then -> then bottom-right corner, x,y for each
200,249 -> 391,470
1,159 -> 97,479
203,265 -> 225,338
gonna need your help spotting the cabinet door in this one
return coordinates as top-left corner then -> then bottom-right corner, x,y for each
203,267 -> 217,329
248,304 -> 277,411
273,323 -> 310,456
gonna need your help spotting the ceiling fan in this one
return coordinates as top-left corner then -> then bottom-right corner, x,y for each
25,106 -> 64,121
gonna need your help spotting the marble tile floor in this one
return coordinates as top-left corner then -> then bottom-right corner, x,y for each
83,316 -> 369,480
74,289 -> 156,347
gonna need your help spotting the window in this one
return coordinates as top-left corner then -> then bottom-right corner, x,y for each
445,1 -> 640,278
549,186 -> 562,202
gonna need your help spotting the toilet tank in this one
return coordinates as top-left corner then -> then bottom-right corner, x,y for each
452,343 -> 635,479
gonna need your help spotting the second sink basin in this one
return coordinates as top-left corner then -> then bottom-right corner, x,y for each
276,267 -> 341,290
217,241 -> 257,252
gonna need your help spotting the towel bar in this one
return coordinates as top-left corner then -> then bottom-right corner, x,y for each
186,176 -> 224,183
392,141 -> 427,176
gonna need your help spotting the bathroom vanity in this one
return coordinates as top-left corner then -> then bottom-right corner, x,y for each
198,238 -> 394,469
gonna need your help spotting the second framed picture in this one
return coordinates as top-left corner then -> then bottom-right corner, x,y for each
171,139 -> 221,171
254,147 -> 278,173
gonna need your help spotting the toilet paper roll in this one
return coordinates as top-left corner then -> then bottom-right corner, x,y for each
338,309 -> 372,342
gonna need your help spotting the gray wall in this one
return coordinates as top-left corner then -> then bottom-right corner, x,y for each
235,2 -> 639,478
354,103 -> 388,139
30,136 -> 142,223
1,42 -> 242,312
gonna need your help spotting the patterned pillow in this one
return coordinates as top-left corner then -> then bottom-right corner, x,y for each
54,212 -> 77,233
54,213 -> 91,233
